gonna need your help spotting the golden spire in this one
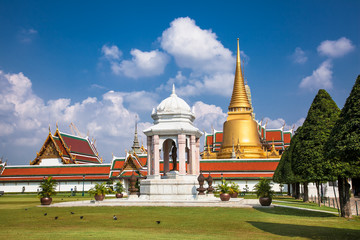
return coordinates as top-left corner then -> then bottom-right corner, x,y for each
228,38 -> 251,111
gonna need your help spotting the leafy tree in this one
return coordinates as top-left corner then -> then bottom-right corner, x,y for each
273,128 -> 302,199
325,75 -> 360,218
292,89 -> 340,205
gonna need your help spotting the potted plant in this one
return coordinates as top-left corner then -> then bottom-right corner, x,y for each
89,182 -> 111,201
253,178 -> 274,206
229,182 -> 240,198
216,179 -> 231,201
38,176 -> 57,205
114,181 -> 124,198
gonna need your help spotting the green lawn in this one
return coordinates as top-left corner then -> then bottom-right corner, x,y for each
0,194 -> 359,239
272,196 -> 340,213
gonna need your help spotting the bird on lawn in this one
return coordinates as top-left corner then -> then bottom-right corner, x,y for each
44,213 -> 47,216
156,221 -> 161,224
80,216 -> 83,219
70,212 -> 75,214
25,208 -> 28,211
55,216 -> 58,220
113,215 -> 117,220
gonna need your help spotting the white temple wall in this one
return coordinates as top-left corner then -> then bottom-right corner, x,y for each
0,181 -> 104,193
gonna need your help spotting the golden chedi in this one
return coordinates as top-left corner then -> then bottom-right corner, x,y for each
217,39 -> 268,159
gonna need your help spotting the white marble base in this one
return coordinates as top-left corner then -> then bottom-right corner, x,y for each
140,172 -> 198,200
127,194 -> 139,200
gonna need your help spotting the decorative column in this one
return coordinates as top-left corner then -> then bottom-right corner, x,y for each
189,135 -> 196,175
147,136 -> 152,175
195,138 -> 200,175
153,135 -> 160,176
178,134 -> 186,175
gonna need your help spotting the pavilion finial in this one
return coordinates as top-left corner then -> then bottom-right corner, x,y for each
172,84 -> 176,95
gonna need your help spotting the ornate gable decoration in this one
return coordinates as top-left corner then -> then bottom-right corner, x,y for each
31,133 -> 68,165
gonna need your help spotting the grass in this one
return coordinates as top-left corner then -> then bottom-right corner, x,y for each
272,196 -> 340,213
0,194 -> 359,239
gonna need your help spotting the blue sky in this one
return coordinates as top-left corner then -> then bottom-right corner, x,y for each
0,0 -> 359,165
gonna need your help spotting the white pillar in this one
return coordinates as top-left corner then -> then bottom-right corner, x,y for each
189,135 -> 196,175
195,137 -> 200,175
153,135 -> 160,176
178,134 -> 186,175
147,136 -> 152,175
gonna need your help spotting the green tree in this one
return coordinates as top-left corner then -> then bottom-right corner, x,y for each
273,128 -> 302,199
292,89 -> 340,205
325,75 -> 360,218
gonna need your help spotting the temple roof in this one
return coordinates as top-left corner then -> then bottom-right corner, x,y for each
31,128 -> 102,165
144,85 -> 202,138
156,85 -> 191,114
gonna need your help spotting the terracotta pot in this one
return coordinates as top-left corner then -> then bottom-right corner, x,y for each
115,193 -> 123,198
220,193 -> 231,201
94,194 -> 105,201
259,197 -> 272,206
40,197 -> 52,205
230,192 -> 238,198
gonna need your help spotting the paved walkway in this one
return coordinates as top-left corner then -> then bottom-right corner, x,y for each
49,198 -> 265,208
46,198 -> 340,215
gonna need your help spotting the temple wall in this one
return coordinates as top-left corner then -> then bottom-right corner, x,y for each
0,181 -> 104,193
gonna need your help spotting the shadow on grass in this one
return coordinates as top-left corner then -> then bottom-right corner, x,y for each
254,206 -> 336,218
247,221 -> 360,239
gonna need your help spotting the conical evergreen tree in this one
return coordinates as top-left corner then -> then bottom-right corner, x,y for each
325,75 -> 360,218
273,127 -> 302,198
292,89 -> 340,205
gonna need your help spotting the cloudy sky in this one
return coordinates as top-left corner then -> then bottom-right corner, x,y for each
0,1 -> 359,165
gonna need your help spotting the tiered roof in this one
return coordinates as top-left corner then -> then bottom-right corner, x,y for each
109,153 -> 147,178
31,128 -> 102,165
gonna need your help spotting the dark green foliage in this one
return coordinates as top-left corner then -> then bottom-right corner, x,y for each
325,75 -> 360,178
114,181 -> 124,193
325,75 -> 360,218
292,89 -> 340,183
273,127 -> 302,184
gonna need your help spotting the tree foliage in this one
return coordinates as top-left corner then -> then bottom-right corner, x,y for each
325,75 -> 360,178
292,89 -> 340,182
273,127 -> 302,184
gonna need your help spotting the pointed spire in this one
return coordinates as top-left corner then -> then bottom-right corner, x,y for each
228,38 -> 251,111
131,118 -> 141,154
172,84 -> 176,95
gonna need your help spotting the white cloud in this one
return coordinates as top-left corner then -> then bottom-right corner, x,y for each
317,37 -> 355,58
292,47 -> 307,64
116,49 -> 169,78
101,45 -> 122,60
193,101 -> 226,132
102,46 -> 169,79
119,91 -> 159,112
0,70 -> 153,164
299,60 -> 333,91
157,17 -> 242,97
261,117 -> 305,131
161,17 -> 234,74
